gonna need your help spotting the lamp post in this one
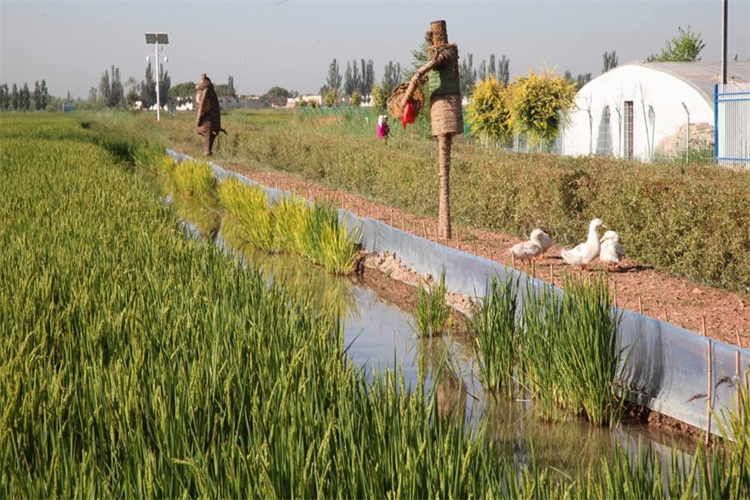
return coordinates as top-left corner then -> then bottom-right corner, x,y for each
721,0 -> 728,84
145,32 -> 169,121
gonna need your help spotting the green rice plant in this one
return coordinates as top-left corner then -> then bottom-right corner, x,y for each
519,282 -> 564,421
518,276 -> 625,425
298,201 -> 339,264
317,219 -> 360,274
172,159 -> 216,201
218,178 -> 275,251
717,372 -> 750,477
8,114 -> 750,498
554,275 -> 625,426
470,276 -> 518,395
415,273 -> 451,338
272,195 -> 309,255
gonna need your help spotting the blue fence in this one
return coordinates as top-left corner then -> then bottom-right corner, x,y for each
715,82 -> 750,167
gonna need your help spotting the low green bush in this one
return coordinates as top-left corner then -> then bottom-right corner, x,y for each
218,114 -> 750,294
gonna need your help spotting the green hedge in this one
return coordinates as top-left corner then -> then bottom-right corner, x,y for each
224,119 -> 750,293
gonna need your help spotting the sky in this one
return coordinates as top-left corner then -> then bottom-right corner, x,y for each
1,0 -> 749,99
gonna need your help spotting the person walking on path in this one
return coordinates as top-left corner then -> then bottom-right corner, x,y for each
195,73 -> 221,156
401,20 -> 463,240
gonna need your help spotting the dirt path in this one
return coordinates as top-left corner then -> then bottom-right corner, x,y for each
214,158 -> 750,347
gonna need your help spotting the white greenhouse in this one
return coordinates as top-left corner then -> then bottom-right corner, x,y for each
560,61 -> 750,162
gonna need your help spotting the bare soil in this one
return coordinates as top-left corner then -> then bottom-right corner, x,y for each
222,161 -> 750,347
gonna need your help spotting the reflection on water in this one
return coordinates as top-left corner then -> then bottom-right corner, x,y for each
159,175 -> 695,477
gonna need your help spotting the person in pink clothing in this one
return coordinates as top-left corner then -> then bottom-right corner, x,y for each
376,114 -> 390,139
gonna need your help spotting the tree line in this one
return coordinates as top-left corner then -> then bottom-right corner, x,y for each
0,80 -> 51,111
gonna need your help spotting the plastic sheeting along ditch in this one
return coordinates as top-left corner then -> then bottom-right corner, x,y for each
167,149 -> 750,438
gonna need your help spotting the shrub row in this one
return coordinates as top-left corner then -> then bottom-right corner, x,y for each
220,115 -> 750,293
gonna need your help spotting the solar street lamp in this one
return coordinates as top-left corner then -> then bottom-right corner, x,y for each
145,32 -> 169,121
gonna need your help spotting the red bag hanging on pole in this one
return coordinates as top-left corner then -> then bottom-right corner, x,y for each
402,101 -> 416,130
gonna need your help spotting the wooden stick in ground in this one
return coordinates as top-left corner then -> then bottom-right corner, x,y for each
550,264 -> 554,286
638,295 -> 643,314
703,316 -> 712,446
489,246 -> 494,261
511,253 -> 515,268
422,220 -> 427,239
613,277 -> 618,308
390,212 -> 394,227
736,330 -> 742,418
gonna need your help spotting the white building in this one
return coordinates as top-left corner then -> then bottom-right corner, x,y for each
561,62 -> 750,161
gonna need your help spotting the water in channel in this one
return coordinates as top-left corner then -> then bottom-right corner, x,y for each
169,184 -> 695,477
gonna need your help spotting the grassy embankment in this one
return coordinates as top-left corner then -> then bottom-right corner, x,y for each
3,113 -> 749,497
138,108 -> 750,295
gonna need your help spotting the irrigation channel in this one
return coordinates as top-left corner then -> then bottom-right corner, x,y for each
161,174 -> 697,479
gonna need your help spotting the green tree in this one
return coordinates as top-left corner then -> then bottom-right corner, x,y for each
140,63 -> 156,108
33,81 -> 43,110
602,50 -> 618,73
647,26 -> 705,62
20,83 -> 31,111
509,69 -> 577,146
325,58 -> 342,95
98,66 -> 124,108
158,65 -> 171,104
324,88 -> 338,107
350,90 -> 361,107
467,76 -> 513,145
344,60 -> 360,96
460,53 -> 477,95
371,85 -> 386,111
358,59 -> 375,98
381,61 -> 401,96
497,55 -> 510,86
40,80 -> 49,109
11,84 -> 19,111
264,86 -> 292,106
227,76 -> 236,96
170,81 -> 196,99
0,84 -> 8,111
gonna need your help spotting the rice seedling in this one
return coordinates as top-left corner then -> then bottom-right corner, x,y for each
172,159 -> 216,201
470,276 -> 519,395
217,178 -> 275,251
517,275 -> 625,425
272,194 -> 309,254
554,275 -> 625,425
415,273 -> 451,337
520,282 -> 565,421
717,371 -> 750,476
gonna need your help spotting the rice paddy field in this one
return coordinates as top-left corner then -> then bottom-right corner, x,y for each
2,113 -> 750,497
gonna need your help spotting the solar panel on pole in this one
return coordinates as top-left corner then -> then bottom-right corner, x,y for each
145,33 -> 169,121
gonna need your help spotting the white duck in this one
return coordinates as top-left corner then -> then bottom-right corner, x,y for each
510,230 -> 546,264
561,219 -> 606,271
532,229 -> 554,255
599,230 -> 624,269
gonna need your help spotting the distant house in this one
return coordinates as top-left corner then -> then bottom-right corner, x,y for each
560,61 -> 750,161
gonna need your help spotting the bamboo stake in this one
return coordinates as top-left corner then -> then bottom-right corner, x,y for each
703,316 -> 712,446
531,260 -> 536,278
736,330 -> 742,418
613,277 -> 618,308
489,246 -> 494,261
422,220 -> 427,239
638,295 -> 643,314
511,253 -> 516,268
550,264 -> 554,286
390,212 -> 394,227
473,241 -> 478,255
